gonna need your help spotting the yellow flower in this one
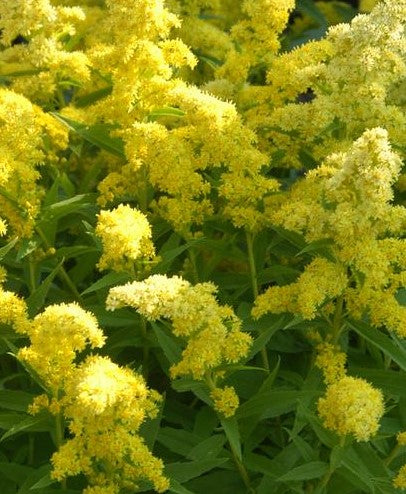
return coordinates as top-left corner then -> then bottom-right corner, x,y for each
394,465 -> 406,489
318,376 -> 384,441
210,386 -> 239,418
253,257 -> 347,320
315,342 -> 347,385
95,204 -> 155,272
267,128 -> 406,336
52,355 -> 169,493
107,275 -> 251,415
18,303 -> 105,390
397,432 -> 406,446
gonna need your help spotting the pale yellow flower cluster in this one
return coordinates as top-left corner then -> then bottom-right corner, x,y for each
95,204 -> 155,272
106,274 -> 252,415
317,376 -> 384,442
262,0 -> 406,166
256,129 -> 406,337
217,0 -> 295,84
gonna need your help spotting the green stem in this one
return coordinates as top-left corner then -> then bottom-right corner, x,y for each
384,443 -> 401,466
229,439 -> 253,493
35,226 -> 83,302
28,434 -> 35,466
138,165 -> 149,213
55,411 -> 67,490
205,373 -> 253,492
28,255 -> 37,294
332,295 -> 344,344
315,436 -> 346,493
188,247 -> 199,283
140,316 -> 149,379
245,231 -> 258,299
246,230 -> 269,371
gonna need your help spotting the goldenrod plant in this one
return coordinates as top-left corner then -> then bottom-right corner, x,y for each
0,0 -> 405,493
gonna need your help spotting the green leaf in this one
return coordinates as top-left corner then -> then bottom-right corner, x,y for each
55,245 -> 99,260
154,238 -> 205,274
0,237 -> 18,261
187,434 -> 226,461
271,226 -> 307,250
0,463 -> 34,484
169,479 -> 195,494
26,259 -> 64,317
171,379 -> 211,405
81,271 -> 131,295
349,367 -> 406,397
166,458 -> 227,484
157,428 -> 201,457
196,51 -> 223,68
75,86 -> 112,107
51,113 -> 125,158
349,320 -> 406,372
28,471 -> 55,490
0,412 -> 27,430
0,391 -> 35,412
295,238 -> 334,258
237,390 -> 317,419
147,107 -> 186,121
16,238 -> 39,262
40,194 -> 96,223
1,415 -> 53,442
151,322 -> 182,365
247,315 -> 285,360
296,0 -> 328,26
140,398 -> 164,450
278,461 -> 328,481
220,416 -> 241,461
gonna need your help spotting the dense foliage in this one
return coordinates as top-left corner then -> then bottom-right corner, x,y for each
0,0 -> 405,493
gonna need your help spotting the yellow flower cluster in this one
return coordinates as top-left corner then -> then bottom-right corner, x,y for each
0,0 -> 90,102
95,204 -> 155,273
259,128 -> 406,337
262,0 -> 406,166
106,274 -> 252,415
210,386 -> 239,418
398,431 -> 406,446
216,0 -> 295,84
315,342 -> 346,386
0,89 -> 67,236
40,0 -> 279,232
0,287 -> 29,333
394,465 -> 406,489
18,302 -> 105,391
52,355 -> 169,493
253,257 -> 347,320
10,299 -> 169,492
317,376 -> 384,442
